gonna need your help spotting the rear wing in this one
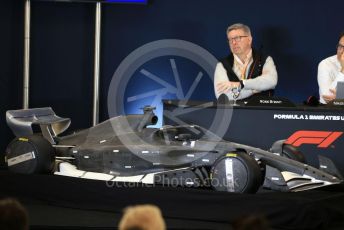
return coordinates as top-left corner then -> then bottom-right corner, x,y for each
6,107 -> 71,144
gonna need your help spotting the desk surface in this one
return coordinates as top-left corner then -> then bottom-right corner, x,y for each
163,99 -> 344,112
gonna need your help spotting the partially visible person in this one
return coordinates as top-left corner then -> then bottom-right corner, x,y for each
214,23 -> 278,100
317,32 -> 344,104
118,204 -> 166,230
0,198 -> 29,230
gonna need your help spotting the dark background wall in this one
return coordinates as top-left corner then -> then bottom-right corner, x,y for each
1,0 -> 344,164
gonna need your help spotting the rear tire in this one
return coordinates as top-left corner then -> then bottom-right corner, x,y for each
210,152 -> 263,193
5,135 -> 55,174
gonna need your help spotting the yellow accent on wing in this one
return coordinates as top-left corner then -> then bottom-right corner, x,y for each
19,138 -> 29,142
226,153 -> 237,157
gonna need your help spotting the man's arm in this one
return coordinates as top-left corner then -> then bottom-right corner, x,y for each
318,60 -> 335,104
318,54 -> 344,103
214,62 -> 230,99
214,63 -> 254,99
242,56 -> 278,91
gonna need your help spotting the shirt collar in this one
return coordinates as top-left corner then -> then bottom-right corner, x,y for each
233,49 -> 253,66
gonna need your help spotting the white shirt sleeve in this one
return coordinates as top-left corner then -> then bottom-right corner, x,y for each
242,56 -> 278,91
318,60 -> 334,103
317,58 -> 344,104
213,62 -> 254,100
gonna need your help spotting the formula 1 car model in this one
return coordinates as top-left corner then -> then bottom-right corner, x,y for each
5,107 -> 343,193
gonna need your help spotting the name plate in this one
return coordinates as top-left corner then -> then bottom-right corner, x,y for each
329,99 -> 344,107
246,96 -> 295,107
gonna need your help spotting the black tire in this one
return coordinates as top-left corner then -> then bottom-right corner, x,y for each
5,135 -> 55,174
281,144 -> 306,163
210,152 -> 263,193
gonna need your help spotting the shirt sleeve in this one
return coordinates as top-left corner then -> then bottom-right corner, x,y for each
242,56 -> 278,91
318,60 -> 333,103
214,62 -> 228,99
213,62 -> 254,100
316,59 -> 344,103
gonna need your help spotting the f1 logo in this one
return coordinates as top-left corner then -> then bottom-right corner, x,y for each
285,131 -> 343,148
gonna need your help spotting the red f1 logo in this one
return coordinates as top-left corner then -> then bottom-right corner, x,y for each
285,131 -> 343,148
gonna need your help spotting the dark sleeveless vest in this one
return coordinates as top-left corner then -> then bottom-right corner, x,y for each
219,49 -> 274,97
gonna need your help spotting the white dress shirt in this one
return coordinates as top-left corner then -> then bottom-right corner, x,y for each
214,52 -> 278,100
318,55 -> 344,104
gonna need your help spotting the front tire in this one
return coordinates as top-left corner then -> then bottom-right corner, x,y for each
210,152 -> 263,193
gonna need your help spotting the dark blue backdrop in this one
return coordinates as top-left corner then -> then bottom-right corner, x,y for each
1,0 -> 344,155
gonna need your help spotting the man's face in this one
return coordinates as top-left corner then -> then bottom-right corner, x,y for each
227,29 -> 252,56
337,36 -> 344,60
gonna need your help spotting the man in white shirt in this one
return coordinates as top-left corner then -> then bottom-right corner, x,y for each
214,23 -> 278,100
317,32 -> 344,104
